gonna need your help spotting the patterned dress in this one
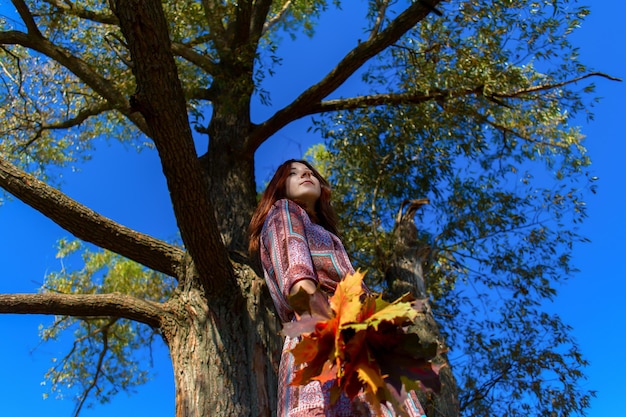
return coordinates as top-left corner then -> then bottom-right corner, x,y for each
260,199 -> 426,417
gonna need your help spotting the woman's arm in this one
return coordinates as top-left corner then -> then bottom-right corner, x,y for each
262,200 -> 322,314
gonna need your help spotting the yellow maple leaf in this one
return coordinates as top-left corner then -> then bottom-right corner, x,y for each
330,270 -> 367,327
287,269 -> 442,413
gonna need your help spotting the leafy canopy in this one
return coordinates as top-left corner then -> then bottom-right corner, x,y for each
309,1 -> 598,415
39,239 -> 174,413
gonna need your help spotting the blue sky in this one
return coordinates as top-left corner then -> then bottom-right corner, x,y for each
1,2 -> 624,416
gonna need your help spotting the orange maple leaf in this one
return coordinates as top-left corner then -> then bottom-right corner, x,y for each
284,270 -> 442,414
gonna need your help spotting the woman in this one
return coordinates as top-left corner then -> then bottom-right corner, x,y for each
249,159 -> 426,417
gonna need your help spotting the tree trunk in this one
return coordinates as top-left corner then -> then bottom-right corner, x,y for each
188,57 -> 282,415
386,200 -> 460,417
202,56 -> 258,253
202,143 -> 257,253
233,261 -> 283,417
161,260 -> 281,417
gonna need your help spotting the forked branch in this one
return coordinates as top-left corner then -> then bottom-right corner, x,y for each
245,0 -> 443,153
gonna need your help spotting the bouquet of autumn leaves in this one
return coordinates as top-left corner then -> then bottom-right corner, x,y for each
284,270 -> 443,416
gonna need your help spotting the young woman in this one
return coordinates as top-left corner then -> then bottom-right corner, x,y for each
248,159 -> 426,417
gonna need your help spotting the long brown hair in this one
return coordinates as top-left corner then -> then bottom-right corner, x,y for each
248,159 -> 338,256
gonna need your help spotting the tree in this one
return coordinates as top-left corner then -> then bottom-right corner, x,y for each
0,0 -> 613,416
309,2 -> 613,415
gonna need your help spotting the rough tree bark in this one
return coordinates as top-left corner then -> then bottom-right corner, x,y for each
161,262 -> 280,417
110,0 -> 282,414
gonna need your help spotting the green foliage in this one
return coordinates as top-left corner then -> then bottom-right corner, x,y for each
39,239 -> 174,413
0,0 -> 342,178
310,1 -> 596,415
0,16 -> 141,183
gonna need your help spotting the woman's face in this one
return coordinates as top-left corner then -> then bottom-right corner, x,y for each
285,162 -> 321,211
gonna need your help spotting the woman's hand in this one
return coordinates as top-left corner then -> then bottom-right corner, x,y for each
288,279 -> 332,318
289,279 -> 317,297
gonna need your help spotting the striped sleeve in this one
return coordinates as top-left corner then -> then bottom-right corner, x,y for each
261,200 -> 318,316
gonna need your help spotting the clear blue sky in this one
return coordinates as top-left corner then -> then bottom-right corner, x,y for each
0,2 -> 624,416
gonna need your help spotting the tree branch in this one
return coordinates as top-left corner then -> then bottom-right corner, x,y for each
370,0 -> 391,41
112,0 -> 234,294
42,102 -> 115,130
72,320 -> 112,417
251,0 -> 274,43
11,0 -> 43,37
245,0 -> 443,152
312,89 -> 462,113
459,363 -> 513,412
232,0 -> 253,47
0,293 -> 164,328
200,0 -> 231,56
269,71 -> 619,120
171,41 -> 220,75
0,156 -> 185,278
492,72 -> 622,98
15,102 -> 116,154
42,0 -> 119,25
261,0 -> 290,36
0,30 -> 148,134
